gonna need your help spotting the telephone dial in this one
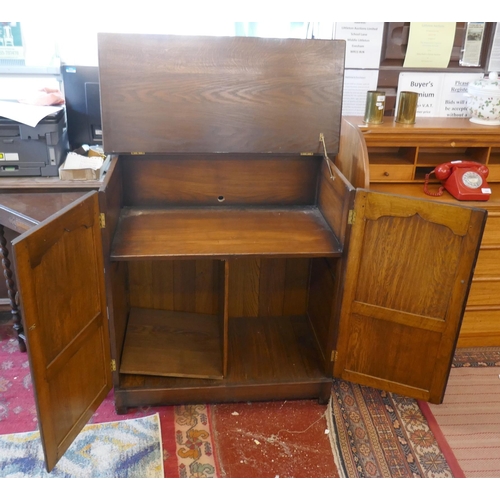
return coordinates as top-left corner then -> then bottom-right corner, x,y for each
424,160 -> 491,201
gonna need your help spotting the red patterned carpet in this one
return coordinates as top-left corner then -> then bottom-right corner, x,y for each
4,306 -> 495,479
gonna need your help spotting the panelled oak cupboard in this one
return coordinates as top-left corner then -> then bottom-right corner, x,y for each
11,34 -> 486,471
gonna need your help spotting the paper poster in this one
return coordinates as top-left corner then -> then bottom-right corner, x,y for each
488,23 -> 500,72
397,73 -> 441,117
341,69 -> 380,116
334,22 -> 384,69
403,22 -> 456,68
460,22 -> 485,67
397,72 -> 482,118
439,73 -> 482,117
0,22 -> 24,61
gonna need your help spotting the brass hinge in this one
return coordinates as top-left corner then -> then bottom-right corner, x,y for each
348,210 -> 356,225
99,213 -> 106,229
131,152 -> 145,155
331,350 -> 338,362
111,359 -> 117,372
300,152 -> 314,156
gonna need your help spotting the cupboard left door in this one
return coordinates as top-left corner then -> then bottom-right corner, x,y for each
12,191 -> 112,472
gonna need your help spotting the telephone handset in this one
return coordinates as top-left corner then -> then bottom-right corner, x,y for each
424,160 -> 491,201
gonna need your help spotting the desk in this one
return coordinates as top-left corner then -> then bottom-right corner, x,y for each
0,192 -> 87,351
0,177 -> 102,192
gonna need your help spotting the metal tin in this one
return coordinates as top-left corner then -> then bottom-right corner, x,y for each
395,91 -> 419,124
363,91 -> 386,124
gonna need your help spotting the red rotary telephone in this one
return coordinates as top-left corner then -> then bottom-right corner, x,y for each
424,160 -> 491,201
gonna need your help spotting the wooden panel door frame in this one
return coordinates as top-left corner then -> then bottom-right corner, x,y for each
334,189 -> 487,403
12,191 -> 112,471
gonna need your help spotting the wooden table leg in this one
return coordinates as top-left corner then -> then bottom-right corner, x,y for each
0,224 -> 26,352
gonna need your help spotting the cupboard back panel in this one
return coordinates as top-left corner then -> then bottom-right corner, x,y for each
127,260 -> 220,315
127,257 -> 311,317
227,257 -> 310,317
119,155 -> 321,207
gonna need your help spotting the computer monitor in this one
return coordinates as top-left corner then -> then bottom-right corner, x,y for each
61,65 -> 102,150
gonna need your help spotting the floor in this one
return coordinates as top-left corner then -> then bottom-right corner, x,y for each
211,398 -> 339,478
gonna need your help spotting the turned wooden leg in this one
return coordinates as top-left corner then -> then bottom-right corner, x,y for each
0,225 -> 26,352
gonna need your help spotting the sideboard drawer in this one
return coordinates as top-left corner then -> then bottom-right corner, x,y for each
474,248 -> 500,277
467,280 -> 500,307
370,165 -> 414,182
482,213 -> 500,246
461,309 -> 500,335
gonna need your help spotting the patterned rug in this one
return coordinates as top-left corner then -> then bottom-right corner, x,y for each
0,311 -> 218,478
327,347 -> 500,478
327,380 -> 460,477
0,414 -> 163,477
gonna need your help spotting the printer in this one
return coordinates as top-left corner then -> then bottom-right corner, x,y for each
0,107 -> 69,177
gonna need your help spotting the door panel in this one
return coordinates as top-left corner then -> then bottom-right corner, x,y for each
13,191 -> 111,472
335,190 -> 487,404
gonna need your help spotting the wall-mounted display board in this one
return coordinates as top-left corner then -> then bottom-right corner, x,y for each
378,22 -> 497,115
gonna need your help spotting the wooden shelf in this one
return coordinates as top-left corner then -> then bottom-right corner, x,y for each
490,149 -> 500,166
120,308 -> 224,379
367,147 -> 416,166
119,314 -> 326,387
111,206 -> 342,260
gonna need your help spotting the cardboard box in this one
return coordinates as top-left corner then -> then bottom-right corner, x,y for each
59,151 -> 107,181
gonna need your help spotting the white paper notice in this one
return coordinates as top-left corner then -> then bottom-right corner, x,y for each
342,69 -> 380,116
334,22 -> 384,69
397,72 -> 482,118
403,22 -> 456,68
461,22 -> 485,67
439,74 -> 481,117
397,73 -> 441,117
0,100 -> 62,128
488,23 -> 500,72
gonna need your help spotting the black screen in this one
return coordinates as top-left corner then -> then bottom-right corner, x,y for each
61,65 -> 102,150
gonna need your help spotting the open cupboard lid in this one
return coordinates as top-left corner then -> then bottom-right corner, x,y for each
97,33 -> 345,155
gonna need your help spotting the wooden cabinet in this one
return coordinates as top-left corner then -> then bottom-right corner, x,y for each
8,35 -> 486,472
340,117 -> 500,348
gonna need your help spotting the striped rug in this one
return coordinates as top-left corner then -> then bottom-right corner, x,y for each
422,347 -> 500,478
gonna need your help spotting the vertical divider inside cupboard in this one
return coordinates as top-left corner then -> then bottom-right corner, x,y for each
219,259 -> 230,377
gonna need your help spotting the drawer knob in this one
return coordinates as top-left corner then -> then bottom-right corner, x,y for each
384,171 -> 390,176
450,141 -> 456,147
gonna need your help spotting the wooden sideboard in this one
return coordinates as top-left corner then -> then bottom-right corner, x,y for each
4,36 -> 489,472
338,117 -> 500,348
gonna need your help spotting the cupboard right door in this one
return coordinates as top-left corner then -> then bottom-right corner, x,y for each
334,189 -> 487,404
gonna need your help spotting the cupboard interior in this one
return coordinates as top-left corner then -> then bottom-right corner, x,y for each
103,154 -> 346,390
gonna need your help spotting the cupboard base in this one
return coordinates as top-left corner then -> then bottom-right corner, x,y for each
114,379 -> 333,412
